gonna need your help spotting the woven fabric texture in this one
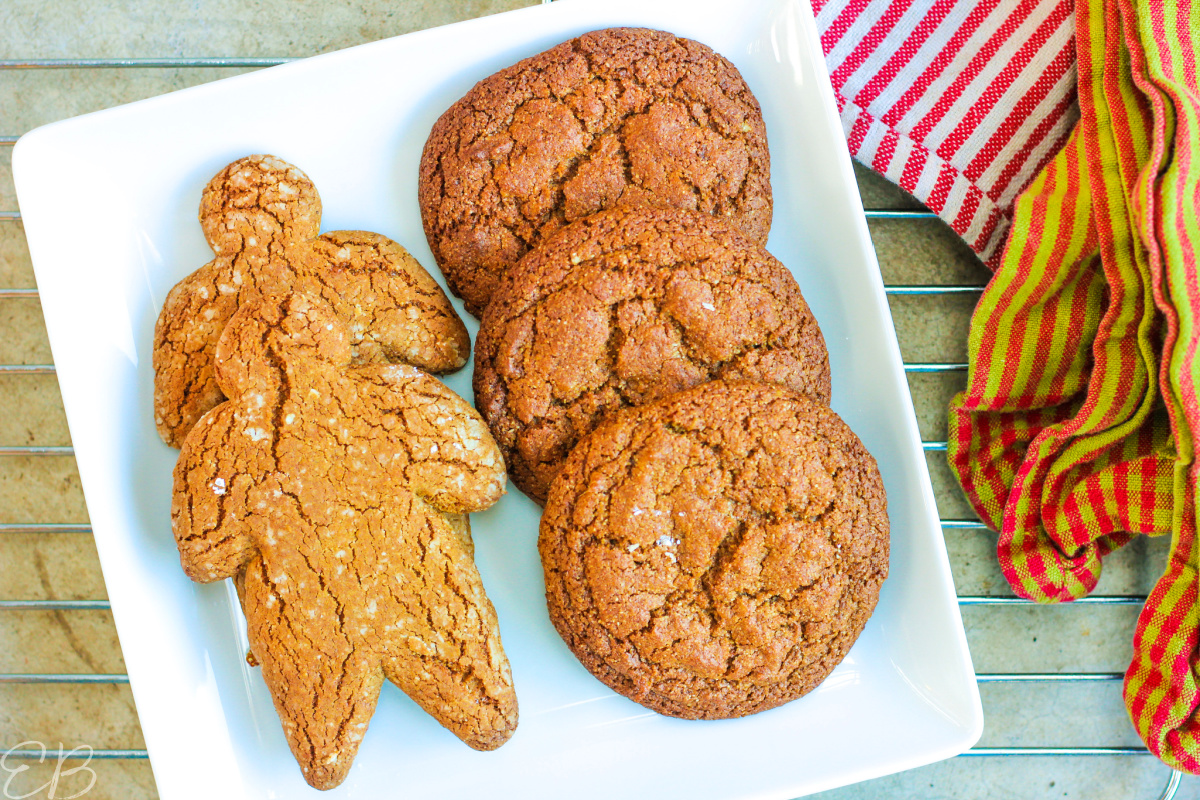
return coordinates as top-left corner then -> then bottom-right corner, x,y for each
814,0 -> 1079,267
932,0 -> 1199,770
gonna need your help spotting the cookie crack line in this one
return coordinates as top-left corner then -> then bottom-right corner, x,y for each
574,426 -> 797,657
156,155 -> 468,449
420,28 -> 772,314
444,108 -> 759,243
539,381 -> 888,719
463,87 -> 758,237
475,205 -> 827,504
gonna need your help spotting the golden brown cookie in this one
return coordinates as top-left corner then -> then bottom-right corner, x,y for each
153,154 -> 468,447
172,292 -> 515,790
539,380 -> 888,720
474,204 -> 829,505
418,26 -> 773,316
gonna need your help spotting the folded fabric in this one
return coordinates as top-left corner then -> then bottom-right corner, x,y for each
1116,0 -> 1200,772
947,0 -> 1177,603
814,0 -> 1078,266
945,0 -> 1200,770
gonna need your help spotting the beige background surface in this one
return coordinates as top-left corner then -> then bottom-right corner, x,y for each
0,2 -> 1194,798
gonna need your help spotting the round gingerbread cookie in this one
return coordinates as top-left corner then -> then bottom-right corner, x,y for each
474,204 -> 829,505
418,26 -> 772,316
539,380 -> 889,720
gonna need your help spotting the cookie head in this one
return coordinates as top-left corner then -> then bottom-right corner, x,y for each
539,380 -> 888,720
419,27 -> 772,315
199,154 -> 321,264
474,204 -> 829,504
172,292 -> 514,789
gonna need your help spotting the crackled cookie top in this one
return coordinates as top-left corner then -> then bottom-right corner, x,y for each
418,26 -> 772,315
539,380 -> 888,720
474,205 -> 829,505
153,154 -> 468,448
172,292 -> 513,790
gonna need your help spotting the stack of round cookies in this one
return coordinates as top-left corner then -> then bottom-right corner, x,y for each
420,27 -> 889,720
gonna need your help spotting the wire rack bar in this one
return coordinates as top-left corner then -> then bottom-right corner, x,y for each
883,287 -> 984,297
976,673 -> 1125,683
0,673 -> 128,684
884,285 -> 985,295
941,519 -> 990,529
4,594 -> 1142,614
0,286 -> 969,305
0,523 -> 90,533
0,364 -> 55,374
1161,771 -> 1185,800
1,671 -> 1124,685
0,362 -> 966,378
922,441 -> 948,452
2,746 -> 1159,760
1,596 -> 1146,611
0,600 -> 110,610
963,747 -> 1150,756
4,287 -> 979,299
0,446 -> 74,455
2,519 -> 987,534
1,749 -> 149,760
0,210 -> 946,224
905,363 -> 969,372
0,57 -> 294,68
864,210 -> 939,220
959,595 -> 1148,606
0,136 -> 16,146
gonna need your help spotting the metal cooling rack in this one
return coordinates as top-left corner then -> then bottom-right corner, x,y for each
0,45 -> 1186,800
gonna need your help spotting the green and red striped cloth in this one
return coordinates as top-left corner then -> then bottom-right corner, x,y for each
946,0 -> 1200,770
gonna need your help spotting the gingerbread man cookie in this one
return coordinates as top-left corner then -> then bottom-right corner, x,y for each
153,154 -> 469,447
172,291 -> 515,790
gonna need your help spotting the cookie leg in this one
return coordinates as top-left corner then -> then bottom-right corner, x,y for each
378,507 -> 517,751
381,643 -> 517,752
241,557 -> 384,791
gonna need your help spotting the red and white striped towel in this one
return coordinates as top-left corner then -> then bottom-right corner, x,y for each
813,0 -> 1079,267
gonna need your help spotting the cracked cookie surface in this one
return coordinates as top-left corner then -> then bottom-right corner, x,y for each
154,154 -> 468,447
474,204 -> 829,505
539,380 -> 888,719
418,26 -> 772,316
172,292 -> 514,790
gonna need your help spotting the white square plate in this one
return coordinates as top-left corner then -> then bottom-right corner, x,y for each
13,0 -> 982,797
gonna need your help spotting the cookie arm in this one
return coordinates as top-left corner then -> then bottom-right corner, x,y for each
153,259 -> 239,447
171,403 -> 257,583
380,506 -> 517,750
302,231 -> 471,374
357,364 -> 507,513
